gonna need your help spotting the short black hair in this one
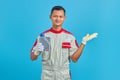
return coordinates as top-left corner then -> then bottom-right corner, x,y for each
51,6 -> 66,15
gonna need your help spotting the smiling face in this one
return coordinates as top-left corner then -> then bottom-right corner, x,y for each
50,10 -> 66,28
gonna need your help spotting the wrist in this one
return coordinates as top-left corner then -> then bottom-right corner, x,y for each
34,50 -> 40,56
82,40 -> 87,45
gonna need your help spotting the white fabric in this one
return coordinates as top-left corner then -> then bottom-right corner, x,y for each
32,29 -> 78,80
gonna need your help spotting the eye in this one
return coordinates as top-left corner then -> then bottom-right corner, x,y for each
53,15 -> 57,18
60,16 -> 63,18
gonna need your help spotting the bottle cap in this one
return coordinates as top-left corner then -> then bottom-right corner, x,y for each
40,33 -> 45,37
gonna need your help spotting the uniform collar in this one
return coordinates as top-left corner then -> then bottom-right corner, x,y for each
50,27 -> 64,34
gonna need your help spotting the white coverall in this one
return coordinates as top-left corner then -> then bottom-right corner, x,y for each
31,28 -> 78,80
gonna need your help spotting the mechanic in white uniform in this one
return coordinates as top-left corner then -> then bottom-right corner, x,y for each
30,6 -> 98,80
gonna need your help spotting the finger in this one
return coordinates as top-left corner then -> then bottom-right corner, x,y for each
86,34 -> 89,36
89,33 -> 98,39
93,33 -> 98,36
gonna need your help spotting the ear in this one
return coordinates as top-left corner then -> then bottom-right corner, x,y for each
64,16 -> 66,20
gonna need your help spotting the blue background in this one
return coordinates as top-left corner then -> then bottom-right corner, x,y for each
0,0 -> 120,80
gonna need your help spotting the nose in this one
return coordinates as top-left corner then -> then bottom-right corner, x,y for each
56,16 -> 60,20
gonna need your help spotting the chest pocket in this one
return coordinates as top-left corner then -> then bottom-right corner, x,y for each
62,42 -> 71,48
62,37 -> 71,48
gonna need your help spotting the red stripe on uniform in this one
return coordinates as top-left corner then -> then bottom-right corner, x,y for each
62,46 -> 71,48
62,42 -> 70,45
75,40 -> 79,48
30,39 -> 37,53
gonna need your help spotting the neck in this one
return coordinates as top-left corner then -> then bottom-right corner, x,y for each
52,26 -> 62,31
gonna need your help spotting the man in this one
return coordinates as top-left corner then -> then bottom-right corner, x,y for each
30,6 -> 98,80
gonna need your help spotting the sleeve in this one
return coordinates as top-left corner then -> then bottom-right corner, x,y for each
30,36 -> 40,53
69,36 -> 79,56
